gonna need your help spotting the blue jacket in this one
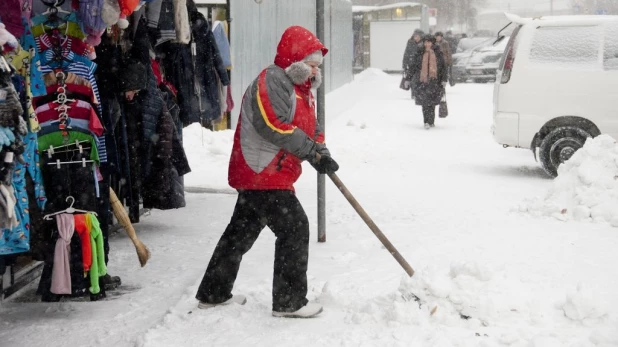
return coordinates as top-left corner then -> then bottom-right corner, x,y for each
0,131 -> 47,255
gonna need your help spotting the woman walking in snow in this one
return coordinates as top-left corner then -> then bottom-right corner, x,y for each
410,35 -> 448,129
194,25 -> 339,318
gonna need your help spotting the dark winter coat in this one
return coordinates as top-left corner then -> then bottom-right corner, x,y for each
142,92 -> 190,210
410,45 -> 447,106
402,38 -> 422,72
158,41 -> 198,126
189,11 -> 230,124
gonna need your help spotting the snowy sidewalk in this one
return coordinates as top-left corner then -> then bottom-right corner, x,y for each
1,70 -> 617,347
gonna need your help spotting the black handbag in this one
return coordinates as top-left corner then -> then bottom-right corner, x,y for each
439,87 -> 448,118
399,76 -> 410,91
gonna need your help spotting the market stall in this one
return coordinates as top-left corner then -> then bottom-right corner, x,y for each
0,0 -> 231,302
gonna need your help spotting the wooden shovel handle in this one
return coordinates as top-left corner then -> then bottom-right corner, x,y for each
327,172 -> 415,277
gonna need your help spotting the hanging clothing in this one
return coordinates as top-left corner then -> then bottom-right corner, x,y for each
38,131 -> 100,163
76,0 -> 107,46
35,99 -> 105,136
30,14 -> 88,41
142,94 -> 190,210
187,10 -> 229,124
0,131 -> 46,255
86,212 -> 106,294
50,213 -> 74,295
0,0 -> 26,38
212,21 -> 231,69
37,220 -> 89,301
155,0 -> 176,46
35,32 -> 96,60
5,43 -> 41,132
73,214 -> 92,272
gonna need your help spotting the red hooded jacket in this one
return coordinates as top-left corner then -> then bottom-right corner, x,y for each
228,26 -> 328,191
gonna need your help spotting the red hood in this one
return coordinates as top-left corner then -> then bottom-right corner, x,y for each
274,26 -> 328,69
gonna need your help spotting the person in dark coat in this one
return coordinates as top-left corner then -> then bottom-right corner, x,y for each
445,30 -> 459,52
435,32 -> 453,86
409,35 -> 448,129
403,29 -> 424,99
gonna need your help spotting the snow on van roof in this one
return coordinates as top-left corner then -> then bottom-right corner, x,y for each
352,2 -> 422,13
505,12 -> 618,25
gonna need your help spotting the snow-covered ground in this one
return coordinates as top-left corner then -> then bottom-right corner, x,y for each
2,69 -> 618,347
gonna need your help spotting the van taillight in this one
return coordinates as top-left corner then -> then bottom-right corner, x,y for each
501,46 -> 514,83
500,25 -> 521,84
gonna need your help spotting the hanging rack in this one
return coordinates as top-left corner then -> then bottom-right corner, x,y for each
43,195 -> 98,220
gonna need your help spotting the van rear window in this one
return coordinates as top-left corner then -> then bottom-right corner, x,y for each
530,26 -> 601,69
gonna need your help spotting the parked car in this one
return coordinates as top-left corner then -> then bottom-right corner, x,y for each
492,13 -> 618,177
456,37 -> 492,53
451,37 -> 505,83
465,38 -> 508,83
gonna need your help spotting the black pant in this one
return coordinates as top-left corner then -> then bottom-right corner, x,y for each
196,190 -> 310,312
422,105 -> 436,125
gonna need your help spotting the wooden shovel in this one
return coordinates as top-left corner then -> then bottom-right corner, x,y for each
324,169 -> 415,277
109,188 -> 151,267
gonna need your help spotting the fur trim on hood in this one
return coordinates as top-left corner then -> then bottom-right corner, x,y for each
303,50 -> 323,65
285,62 -> 322,89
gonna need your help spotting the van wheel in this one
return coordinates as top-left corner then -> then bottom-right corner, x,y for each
539,126 -> 591,177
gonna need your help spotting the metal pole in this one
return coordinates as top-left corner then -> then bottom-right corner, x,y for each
317,0 -> 326,243
551,0 -> 554,15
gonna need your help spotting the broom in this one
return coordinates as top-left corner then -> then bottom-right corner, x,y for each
109,188 -> 151,267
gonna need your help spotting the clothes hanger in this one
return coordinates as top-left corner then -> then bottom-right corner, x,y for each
41,0 -> 71,17
45,140 -> 91,158
42,195 -> 98,220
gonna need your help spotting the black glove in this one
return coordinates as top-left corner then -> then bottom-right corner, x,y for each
309,143 -> 339,174
312,155 -> 339,174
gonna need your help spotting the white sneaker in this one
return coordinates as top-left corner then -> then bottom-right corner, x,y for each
198,295 -> 247,309
272,303 -> 323,318
424,123 -> 431,130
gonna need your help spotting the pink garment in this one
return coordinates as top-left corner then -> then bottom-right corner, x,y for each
226,84 -> 234,113
2,0 -> 24,38
21,0 -> 33,24
50,214 -> 75,295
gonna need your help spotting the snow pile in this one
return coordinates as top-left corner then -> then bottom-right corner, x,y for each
336,261 -> 532,328
521,135 -> 618,224
561,283 -> 607,323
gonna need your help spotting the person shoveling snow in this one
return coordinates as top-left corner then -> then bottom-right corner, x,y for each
194,25 -> 338,318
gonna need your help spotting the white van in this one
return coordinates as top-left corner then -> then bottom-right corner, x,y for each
492,13 -> 618,177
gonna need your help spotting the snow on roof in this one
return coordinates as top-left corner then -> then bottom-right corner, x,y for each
352,2 -> 422,13
478,9 -> 509,16
505,12 -> 618,25
195,0 -> 225,4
